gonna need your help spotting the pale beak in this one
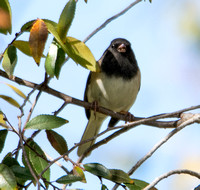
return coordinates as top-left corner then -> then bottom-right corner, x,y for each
117,43 -> 126,53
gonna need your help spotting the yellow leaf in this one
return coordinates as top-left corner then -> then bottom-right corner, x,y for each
0,95 -> 20,108
0,82 -> 27,100
66,37 -> 100,72
0,112 -> 6,125
29,19 -> 48,65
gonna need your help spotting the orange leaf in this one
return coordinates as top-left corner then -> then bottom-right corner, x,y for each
29,19 -> 48,65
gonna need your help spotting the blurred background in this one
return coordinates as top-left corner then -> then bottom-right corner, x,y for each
0,0 -> 200,189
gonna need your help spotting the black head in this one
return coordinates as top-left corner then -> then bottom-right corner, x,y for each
100,38 -> 138,80
109,38 -> 132,55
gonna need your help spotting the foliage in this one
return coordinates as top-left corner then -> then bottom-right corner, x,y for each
1,0 -> 199,190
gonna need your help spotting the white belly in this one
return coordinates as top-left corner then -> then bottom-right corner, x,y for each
87,70 -> 141,112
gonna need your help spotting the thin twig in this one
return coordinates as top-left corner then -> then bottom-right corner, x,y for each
143,169 -> 200,190
112,113 -> 200,190
83,0 -> 143,43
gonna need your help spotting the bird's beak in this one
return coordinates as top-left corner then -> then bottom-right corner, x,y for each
117,43 -> 126,53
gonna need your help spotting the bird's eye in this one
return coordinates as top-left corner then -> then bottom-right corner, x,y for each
112,44 -> 115,48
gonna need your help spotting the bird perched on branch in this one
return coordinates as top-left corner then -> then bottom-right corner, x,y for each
77,38 -> 141,156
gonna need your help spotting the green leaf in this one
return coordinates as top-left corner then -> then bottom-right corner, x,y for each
21,19 -> 57,32
10,165 -> 33,181
23,140 -> 50,181
44,21 -> 99,72
106,169 -> 134,184
45,41 -> 65,78
13,40 -> 31,56
84,163 -> 111,178
46,130 -> 68,155
54,46 -> 65,78
101,184 -> 109,190
2,154 -> 20,167
25,114 -> 68,130
44,20 -> 69,53
0,95 -> 20,108
57,0 -> 76,41
45,41 -> 58,77
0,164 -> 17,190
56,174 -> 83,184
125,179 -> 157,190
0,0 -> 12,35
65,36 -> 99,72
0,82 -> 27,100
0,129 -> 8,153
2,45 -> 17,76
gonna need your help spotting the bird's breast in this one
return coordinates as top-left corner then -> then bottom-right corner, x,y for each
87,70 -> 140,112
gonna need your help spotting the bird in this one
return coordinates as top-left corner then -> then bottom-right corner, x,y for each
77,38 -> 141,156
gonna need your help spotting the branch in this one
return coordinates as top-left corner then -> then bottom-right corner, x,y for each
128,113 -> 200,176
83,0 -> 143,43
78,113 -> 200,162
111,113 -> 200,190
1,69 -> 200,129
143,169 -> 200,190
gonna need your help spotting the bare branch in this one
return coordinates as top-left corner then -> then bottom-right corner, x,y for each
127,113 -> 200,176
112,113 -> 200,190
144,169 -> 200,190
1,69 -> 200,129
83,0 -> 143,43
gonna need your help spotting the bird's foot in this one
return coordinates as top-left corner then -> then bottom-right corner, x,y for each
120,111 -> 134,123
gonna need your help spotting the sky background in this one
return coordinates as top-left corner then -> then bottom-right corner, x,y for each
1,0 -> 200,189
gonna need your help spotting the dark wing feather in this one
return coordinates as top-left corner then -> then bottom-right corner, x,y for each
84,72 -> 92,120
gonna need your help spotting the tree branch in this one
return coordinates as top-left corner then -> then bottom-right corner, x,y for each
83,0 -> 143,43
143,169 -> 200,190
111,113 -> 200,190
1,69 -> 200,129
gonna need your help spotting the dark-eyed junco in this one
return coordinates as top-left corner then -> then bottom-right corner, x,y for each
77,38 -> 141,156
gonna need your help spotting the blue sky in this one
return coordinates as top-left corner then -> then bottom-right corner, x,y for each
1,0 -> 200,189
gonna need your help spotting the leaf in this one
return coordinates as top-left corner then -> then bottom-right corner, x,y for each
0,95 -> 20,108
84,163 -> 111,178
0,111 -> 7,128
125,179 -> 157,190
2,154 -> 20,167
45,42 -> 58,77
25,114 -> 68,130
23,140 -> 50,181
44,20 -> 69,53
101,184 -> 109,190
0,82 -> 27,100
65,36 -> 99,72
21,19 -> 57,33
0,0 -> 12,35
10,165 -> 33,181
56,174 -> 83,184
2,45 -> 17,76
57,0 -> 76,41
45,41 -> 65,78
73,166 -> 86,183
46,130 -> 68,155
106,169 -> 134,184
13,40 -> 31,56
44,21 -> 99,72
29,19 -> 48,65
0,164 -> 17,190
0,130 -> 8,153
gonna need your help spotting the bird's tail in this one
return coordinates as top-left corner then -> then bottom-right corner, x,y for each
77,115 -> 104,156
